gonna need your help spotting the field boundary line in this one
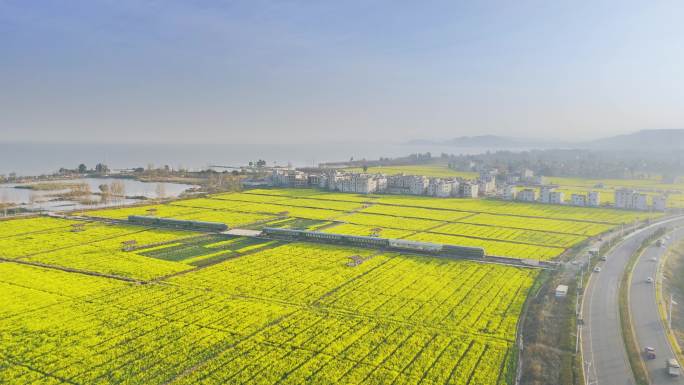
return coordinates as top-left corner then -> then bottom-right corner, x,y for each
0,257 -> 146,283
0,354 -> 81,385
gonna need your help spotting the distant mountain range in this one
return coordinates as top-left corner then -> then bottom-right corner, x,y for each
407,135 -> 565,148
579,129 -> 684,150
407,129 -> 684,151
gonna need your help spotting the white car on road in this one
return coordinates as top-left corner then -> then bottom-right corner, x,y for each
594,266 -> 601,273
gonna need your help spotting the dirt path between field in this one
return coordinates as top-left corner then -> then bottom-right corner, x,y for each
0,257 -> 145,283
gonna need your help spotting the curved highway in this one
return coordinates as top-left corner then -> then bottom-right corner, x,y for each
581,217 -> 684,385
630,227 -> 684,384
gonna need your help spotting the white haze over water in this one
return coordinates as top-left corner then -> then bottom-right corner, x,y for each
0,142 -> 501,176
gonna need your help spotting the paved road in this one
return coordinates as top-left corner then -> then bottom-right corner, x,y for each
631,227 -> 684,384
581,217 -> 684,385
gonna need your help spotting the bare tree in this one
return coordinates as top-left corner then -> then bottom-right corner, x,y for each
0,191 -> 8,216
99,184 -> 111,203
155,183 -> 166,201
28,191 -> 38,209
109,181 -> 126,205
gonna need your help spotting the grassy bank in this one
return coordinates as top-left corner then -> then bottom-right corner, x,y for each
519,268 -> 581,385
662,236 -> 684,353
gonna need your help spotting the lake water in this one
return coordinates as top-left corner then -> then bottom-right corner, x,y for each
0,178 -> 195,212
0,141 -> 498,176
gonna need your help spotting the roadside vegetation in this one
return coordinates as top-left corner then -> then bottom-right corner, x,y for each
663,236 -> 684,349
519,270 -> 579,385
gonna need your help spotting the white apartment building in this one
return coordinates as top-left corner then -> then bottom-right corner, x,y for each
549,191 -> 564,204
521,169 -> 534,179
271,169 -> 308,187
588,191 -> 601,207
503,185 -> 517,200
517,188 -> 536,202
461,182 -> 479,198
615,189 -> 632,209
478,179 -> 496,195
615,188 -> 649,210
386,175 -> 428,195
427,178 -> 454,198
334,174 -> 386,194
653,195 -> 668,211
571,193 -> 587,206
449,180 -> 461,197
477,171 -> 497,196
615,188 -> 634,209
539,186 -> 555,203
307,174 -> 321,186
633,193 -> 648,211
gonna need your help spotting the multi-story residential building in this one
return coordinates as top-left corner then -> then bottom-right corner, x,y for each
386,175 -> 428,195
549,191 -> 564,204
307,174 -> 321,186
271,169 -> 307,187
653,195 -> 668,211
517,188 -> 537,202
615,188 -> 649,210
588,191 -> 601,207
615,188 -> 634,209
571,193 -> 587,206
449,180 -> 461,197
478,170 -> 497,194
334,173 -> 386,194
503,185 -> 517,200
632,193 -> 648,211
478,178 -> 496,196
427,178 -> 453,197
539,186 -> 555,203
460,182 -> 479,198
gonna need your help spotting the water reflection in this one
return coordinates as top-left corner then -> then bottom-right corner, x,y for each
0,178 -> 196,212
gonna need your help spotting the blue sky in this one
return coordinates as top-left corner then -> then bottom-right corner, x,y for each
1,0 -> 683,143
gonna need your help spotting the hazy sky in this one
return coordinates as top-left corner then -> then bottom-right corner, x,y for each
1,0 -> 683,144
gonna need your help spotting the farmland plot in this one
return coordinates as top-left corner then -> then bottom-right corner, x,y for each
0,217 -> 78,238
430,222 -> 585,248
407,232 -> 565,260
460,213 -> 612,236
371,195 -> 654,223
1,241 -> 535,385
171,198 -> 342,221
339,212 -> 444,232
0,220 -> 187,260
320,223 -> 416,239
